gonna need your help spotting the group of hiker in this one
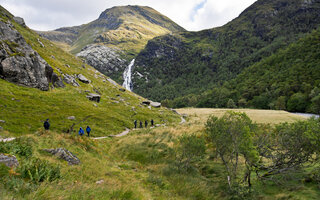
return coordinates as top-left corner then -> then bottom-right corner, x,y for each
134,119 -> 154,129
43,119 -> 91,137
44,118 -> 156,136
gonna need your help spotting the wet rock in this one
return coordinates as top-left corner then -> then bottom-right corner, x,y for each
67,116 -> 76,120
0,154 -> 19,167
86,93 -> 101,103
77,74 -> 91,84
151,102 -> 161,108
13,16 -> 26,27
43,148 -> 80,165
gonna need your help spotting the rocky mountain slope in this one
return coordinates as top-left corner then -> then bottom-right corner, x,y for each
0,5 -> 179,136
39,6 -> 185,83
132,0 -> 320,102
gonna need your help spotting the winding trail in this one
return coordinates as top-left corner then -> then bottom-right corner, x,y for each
93,128 -> 130,140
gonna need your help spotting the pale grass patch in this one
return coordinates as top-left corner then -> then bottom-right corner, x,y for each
176,108 -> 307,125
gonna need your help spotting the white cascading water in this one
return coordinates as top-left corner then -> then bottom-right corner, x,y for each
122,59 -> 135,91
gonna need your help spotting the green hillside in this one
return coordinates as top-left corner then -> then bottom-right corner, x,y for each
188,27 -> 320,113
133,0 -> 320,102
39,5 -> 185,55
0,6 -> 179,137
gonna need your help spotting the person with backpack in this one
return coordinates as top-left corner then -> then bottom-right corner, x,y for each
86,126 -> 91,137
134,120 -> 137,129
44,119 -> 50,130
151,119 -> 154,127
78,127 -> 84,136
139,121 -> 143,128
145,120 -> 148,128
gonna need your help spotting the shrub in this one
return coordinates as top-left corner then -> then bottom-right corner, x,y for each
18,158 -> 61,183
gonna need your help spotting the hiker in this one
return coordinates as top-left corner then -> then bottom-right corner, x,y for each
145,120 -> 148,128
86,126 -> 91,137
44,119 -> 50,130
139,121 -> 143,128
134,120 -> 137,129
78,127 -> 84,136
151,119 -> 154,127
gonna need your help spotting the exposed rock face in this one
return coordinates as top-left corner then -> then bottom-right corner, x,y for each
0,154 -> 19,167
86,93 -> 101,103
13,16 -> 26,27
63,74 -> 79,87
0,20 -> 55,90
77,74 -> 91,84
76,45 -> 127,75
43,148 -> 80,165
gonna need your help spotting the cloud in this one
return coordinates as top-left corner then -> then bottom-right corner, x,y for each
0,0 -> 257,31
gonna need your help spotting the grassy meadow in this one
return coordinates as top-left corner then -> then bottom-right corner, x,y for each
2,108 -> 320,199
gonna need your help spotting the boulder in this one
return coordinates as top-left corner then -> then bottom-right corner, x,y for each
67,116 -> 76,120
151,102 -> 161,108
63,74 -> 79,87
77,74 -> 91,84
96,179 -> 104,184
0,120 -> 5,123
86,93 -> 101,103
142,101 -> 151,105
13,16 -> 26,27
119,88 -> 126,92
43,148 -> 80,165
0,154 -> 19,167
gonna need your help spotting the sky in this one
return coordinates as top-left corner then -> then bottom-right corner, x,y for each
0,0 -> 257,31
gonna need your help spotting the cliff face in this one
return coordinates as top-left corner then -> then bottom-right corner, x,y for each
0,19 -> 53,90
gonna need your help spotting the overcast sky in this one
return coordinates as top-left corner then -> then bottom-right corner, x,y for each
0,0 -> 257,31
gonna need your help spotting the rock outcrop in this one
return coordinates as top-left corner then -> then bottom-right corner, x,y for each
43,148 -> 80,165
77,74 -> 91,84
76,45 -> 127,75
13,16 -> 26,27
0,20 -> 57,90
151,102 -> 161,108
0,154 -> 19,167
86,93 -> 101,103
63,74 -> 80,87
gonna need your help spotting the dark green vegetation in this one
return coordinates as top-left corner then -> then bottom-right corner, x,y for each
133,0 -> 320,109
39,5 -> 185,55
167,28 -> 320,114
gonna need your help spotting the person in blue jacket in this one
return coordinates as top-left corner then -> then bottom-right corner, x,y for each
86,126 -> 91,137
78,127 -> 84,136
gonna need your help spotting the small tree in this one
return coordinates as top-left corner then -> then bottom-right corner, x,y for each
206,111 -> 259,187
227,99 -> 237,108
175,134 -> 206,171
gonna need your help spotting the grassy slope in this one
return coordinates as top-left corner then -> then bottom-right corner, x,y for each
3,109 -> 319,199
0,10 -> 179,137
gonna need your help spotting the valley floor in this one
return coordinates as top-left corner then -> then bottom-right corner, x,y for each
1,108 -> 320,200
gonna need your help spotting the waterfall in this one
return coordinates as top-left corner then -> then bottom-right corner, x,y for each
122,59 -> 135,91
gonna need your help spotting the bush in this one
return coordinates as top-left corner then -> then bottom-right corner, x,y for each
0,138 -> 33,158
175,134 -> 206,172
18,158 -> 61,183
